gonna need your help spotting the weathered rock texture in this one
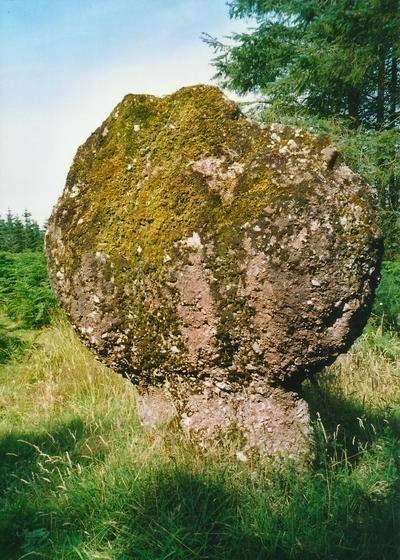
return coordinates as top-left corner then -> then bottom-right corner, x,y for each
46,85 -> 382,461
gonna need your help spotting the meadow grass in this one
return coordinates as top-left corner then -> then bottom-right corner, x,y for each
0,316 -> 399,559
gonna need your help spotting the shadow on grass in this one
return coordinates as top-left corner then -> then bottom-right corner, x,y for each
0,330 -> 28,365
120,467 -> 266,560
0,412 -> 398,559
0,320 -> 44,366
0,417 -> 93,558
303,377 -> 400,464
119,460 -> 400,560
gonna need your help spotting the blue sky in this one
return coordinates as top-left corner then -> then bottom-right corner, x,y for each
0,0 -> 251,223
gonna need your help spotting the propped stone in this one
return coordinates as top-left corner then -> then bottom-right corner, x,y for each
46,85 -> 383,462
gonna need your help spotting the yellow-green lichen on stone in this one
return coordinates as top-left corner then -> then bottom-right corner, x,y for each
46,84 -> 383,391
53,86 -> 332,273
46,84 -> 383,461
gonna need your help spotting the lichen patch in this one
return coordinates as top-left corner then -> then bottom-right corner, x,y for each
46,84 -> 383,459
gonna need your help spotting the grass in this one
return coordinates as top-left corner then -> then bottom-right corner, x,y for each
0,252 -> 55,329
0,314 -> 399,559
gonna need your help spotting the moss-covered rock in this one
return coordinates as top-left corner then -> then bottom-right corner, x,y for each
46,85 -> 382,459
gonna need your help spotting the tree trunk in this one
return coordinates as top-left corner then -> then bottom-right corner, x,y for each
388,54 -> 399,209
376,56 -> 386,128
389,54 -> 398,128
388,176 -> 399,210
347,87 -> 360,126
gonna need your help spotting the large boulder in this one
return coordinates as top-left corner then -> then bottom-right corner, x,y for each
46,85 -> 382,460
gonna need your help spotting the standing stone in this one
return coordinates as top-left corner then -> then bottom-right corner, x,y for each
46,85 -> 383,462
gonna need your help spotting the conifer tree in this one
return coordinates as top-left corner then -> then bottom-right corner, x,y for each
0,211 -> 44,252
204,0 -> 400,209
205,0 -> 400,129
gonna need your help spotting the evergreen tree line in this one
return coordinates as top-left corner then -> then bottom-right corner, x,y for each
0,211 -> 44,253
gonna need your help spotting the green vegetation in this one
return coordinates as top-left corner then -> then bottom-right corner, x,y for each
0,323 -> 25,364
0,252 -> 55,329
373,261 -> 400,332
380,209 -> 400,260
205,0 -> 399,128
0,211 -> 44,253
0,314 -> 398,559
0,224 -> 56,365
